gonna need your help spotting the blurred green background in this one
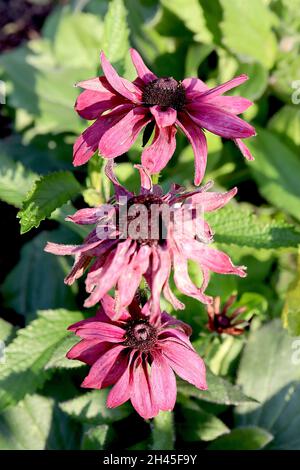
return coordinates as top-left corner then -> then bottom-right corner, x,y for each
0,0 -> 300,451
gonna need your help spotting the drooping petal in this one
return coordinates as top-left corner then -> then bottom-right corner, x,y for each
75,90 -> 122,120
81,344 -> 126,389
98,107 -> 150,159
64,254 -> 92,285
188,104 -> 256,139
130,48 -> 157,84
206,95 -> 253,115
199,74 -> 248,100
190,187 -> 237,211
131,359 -> 159,419
73,104 -> 133,166
163,280 -> 185,311
234,138 -> 254,160
150,105 -> 177,128
150,353 -> 177,412
147,245 -> 172,321
161,341 -> 207,390
176,113 -> 207,186
142,125 -> 177,174
100,51 -> 142,102
134,164 -> 152,193
105,160 -> 133,199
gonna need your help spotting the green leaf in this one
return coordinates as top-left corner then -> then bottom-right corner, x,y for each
246,128 -> 300,222
208,427 -> 273,450
60,389 -> 132,425
1,229 -> 78,316
0,154 -> 38,208
282,253 -> 300,336
178,400 -> 229,442
160,0 -> 213,43
220,0 -> 277,69
268,105 -> 300,152
236,320 -> 300,449
177,368 -> 256,406
0,309 -> 84,411
81,425 -> 110,450
151,411 -> 174,450
18,171 -> 82,234
44,334 -> 82,370
102,0 -> 129,73
0,394 -> 80,450
206,204 -> 300,249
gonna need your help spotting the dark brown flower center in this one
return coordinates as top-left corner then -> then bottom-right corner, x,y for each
214,315 -> 231,329
118,194 -> 168,246
123,319 -> 157,351
142,77 -> 186,110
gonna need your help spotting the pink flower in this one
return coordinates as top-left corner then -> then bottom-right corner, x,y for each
45,163 -> 246,319
66,295 -> 207,419
74,48 -> 256,185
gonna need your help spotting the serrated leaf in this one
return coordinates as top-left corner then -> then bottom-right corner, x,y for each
220,0 -> 277,69
246,128 -> 300,222
151,411 -> 174,450
0,154 -> 38,208
236,320 -> 300,449
102,0 -> 129,73
0,394 -> 80,450
178,368 -> 256,406
0,309 -> 84,411
0,318 -> 14,343
208,426 -> 273,450
1,229 -> 78,316
18,171 -> 81,234
178,400 -> 229,442
282,253 -> 300,336
45,334 -> 82,370
60,389 -> 132,425
81,425 -> 110,450
206,205 -> 300,249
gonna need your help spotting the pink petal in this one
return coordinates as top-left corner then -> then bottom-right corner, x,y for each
75,90 -> 122,120
100,51 -> 142,102
98,107 -> 150,159
234,138 -> 255,160
142,125 -> 177,174
150,106 -> 177,128
130,48 -> 157,84
206,96 -> 253,115
151,353 -> 177,412
66,208 -> 102,225
81,344 -> 126,389
160,311 -> 192,336
131,359 -> 159,419
182,77 -> 208,100
177,113 -> 207,186
64,254 -> 92,285
163,280 -> 185,311
105,160 -> 133,199
190,187 -> 237,211
134,164 -> 152,192
75,321 -> 125,342
107,359 -> 132,408
45,240 -> 100,256
75,76 -> 116,93
162,341 -> 207,390
188,104 -> 256,139
147,245 -> 172,321
67,339 -> 110,365
199,74 -> 249,100
117,245 -> 151,309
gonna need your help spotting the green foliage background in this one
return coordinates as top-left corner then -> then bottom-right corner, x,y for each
0,0 -> 300,450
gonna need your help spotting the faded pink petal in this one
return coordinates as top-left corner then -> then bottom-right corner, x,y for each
130,48 -> 157,84
162,341 -> 207,390
190,187 -> 238,211
142,125 -> 177,174
134,164 -> 152,192
234,138 -> 254,160
66,208 -> 102,225
98,107 -> 150,159
150,105 -> 177,128
188,104 -> 256,139
177,113 -> 207,186
151,353 -> 176,411
100,51 -> 142,102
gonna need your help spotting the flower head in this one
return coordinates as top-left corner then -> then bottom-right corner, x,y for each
74,49 -> 256,185
206,294 -> 252,335
45,163 -> 246,319
67,295 -> 207,419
